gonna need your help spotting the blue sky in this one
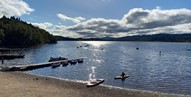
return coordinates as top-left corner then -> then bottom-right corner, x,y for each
1,0 -> 191,38
22,0 -> 191,24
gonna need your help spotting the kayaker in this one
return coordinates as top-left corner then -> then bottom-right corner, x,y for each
121,72 -> 126,77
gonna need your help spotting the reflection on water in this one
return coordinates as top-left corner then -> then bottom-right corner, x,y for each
81,41 -> 111,47
17,41 -> 191,95
88,66 -> 96,81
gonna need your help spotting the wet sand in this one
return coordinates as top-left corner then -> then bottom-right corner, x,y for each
0,71 -> 190,97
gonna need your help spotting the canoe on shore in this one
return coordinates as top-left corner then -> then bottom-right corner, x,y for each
87,79 -> 104,87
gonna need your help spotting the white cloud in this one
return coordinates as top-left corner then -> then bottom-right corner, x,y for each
32,22 -> 53,30
122,8 -> 191,28
50,25 -> 83,38
31,22 -> 83,38
57,13 -> 86,23
65,18 -> 127,37
0,0 -> 34,17
38,8 -> 191,38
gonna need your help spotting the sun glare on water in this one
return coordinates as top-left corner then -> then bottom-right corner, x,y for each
81,41 -> 111,47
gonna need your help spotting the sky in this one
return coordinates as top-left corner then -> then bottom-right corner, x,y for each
1,0 -> 191,38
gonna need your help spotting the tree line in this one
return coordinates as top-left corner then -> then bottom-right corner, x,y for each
115,33 -> 191,42
0,16 -> 56,47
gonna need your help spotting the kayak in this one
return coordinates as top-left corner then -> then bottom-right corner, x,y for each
87,79 -> 104,87
114,75 -> 129,79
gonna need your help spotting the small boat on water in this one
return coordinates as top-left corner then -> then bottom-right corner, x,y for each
87,79 -> 104,87
69,60 -> 77,65
61,61 -> 69,66
51,63 -> 60,68
77,58 -> 84,63
114,75 -> 129,80
84,44 -> 89,47
49,57 -> 68,62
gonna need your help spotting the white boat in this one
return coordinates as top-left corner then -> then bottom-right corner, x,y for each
87,79 -> 104,87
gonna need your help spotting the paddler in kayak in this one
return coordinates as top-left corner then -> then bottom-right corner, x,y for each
114,72 -> 129,80
120,72 -> 126,78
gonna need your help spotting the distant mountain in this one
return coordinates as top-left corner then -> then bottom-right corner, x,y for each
54,36 -> 78,41
114,33 -> 191,42
57,33 -> 191,42
0,16 -> 56,47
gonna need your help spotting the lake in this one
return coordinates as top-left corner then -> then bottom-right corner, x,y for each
4,41 -> 191,95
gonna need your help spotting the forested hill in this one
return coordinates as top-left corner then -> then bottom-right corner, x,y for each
72,33 -> 191,42
0,16 -> 56,47
114,34 -> 191,42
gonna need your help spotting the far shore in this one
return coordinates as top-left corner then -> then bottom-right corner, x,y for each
0,71 -> 190,97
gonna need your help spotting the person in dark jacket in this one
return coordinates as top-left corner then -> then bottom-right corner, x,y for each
121,72 -> 126,77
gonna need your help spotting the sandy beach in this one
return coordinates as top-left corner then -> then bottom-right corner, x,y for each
0,71 -> 190,97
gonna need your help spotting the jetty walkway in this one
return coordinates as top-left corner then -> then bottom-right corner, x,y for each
0,58 -> 84,71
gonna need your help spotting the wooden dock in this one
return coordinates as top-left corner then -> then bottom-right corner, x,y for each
0,58 -> 84,71
0,54 -> 25,59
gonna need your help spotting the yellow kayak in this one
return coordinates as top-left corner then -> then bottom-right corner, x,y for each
114,75 -> 129,79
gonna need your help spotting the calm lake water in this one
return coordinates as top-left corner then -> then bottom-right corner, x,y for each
4,41 -> 191,95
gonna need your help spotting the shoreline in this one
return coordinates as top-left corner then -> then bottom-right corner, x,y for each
0,71 -> 190,97
25,72 -> 191,96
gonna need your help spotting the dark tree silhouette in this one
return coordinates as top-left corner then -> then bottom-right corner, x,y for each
0,16 -> 56,47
